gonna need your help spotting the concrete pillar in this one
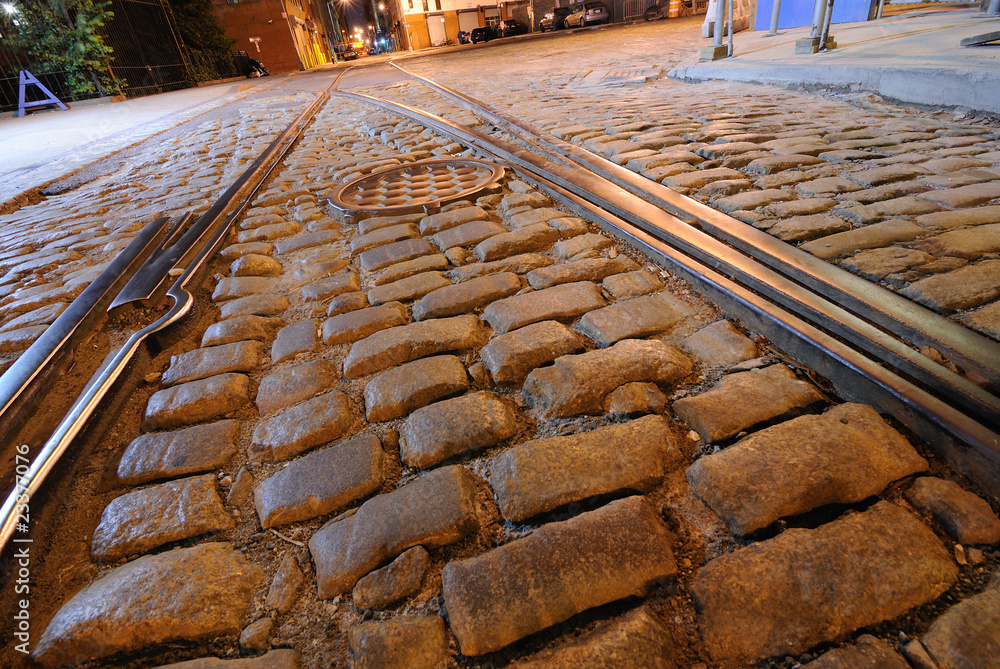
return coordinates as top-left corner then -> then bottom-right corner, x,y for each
768,0 -> 781,36
809,0 -> 826,38
699,0 -> 729,60
714,0 -> 725,46
795,0 -> 834,53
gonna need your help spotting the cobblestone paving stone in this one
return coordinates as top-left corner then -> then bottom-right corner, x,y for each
8,20 -> 1000,669
352,545 -> 431,610
33,543 -> 261,667
91,473 -> 234,562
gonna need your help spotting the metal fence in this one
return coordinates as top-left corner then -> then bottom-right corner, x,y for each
0,0 -> 249,113
0,8 -> 110,112
622,0 -> 646,20
188,48 -> 251,82
231,50 -> 252,77
103,0 -> 189,97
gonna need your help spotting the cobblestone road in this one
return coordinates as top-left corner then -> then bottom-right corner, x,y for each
400,17 -> 1000,345
1,16 -> 998,669
0,86 -> 318,369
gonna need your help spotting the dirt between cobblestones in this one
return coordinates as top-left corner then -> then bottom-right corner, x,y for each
0,18 -> 999,669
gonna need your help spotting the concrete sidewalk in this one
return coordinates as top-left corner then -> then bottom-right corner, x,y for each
670,7 -> 1000,115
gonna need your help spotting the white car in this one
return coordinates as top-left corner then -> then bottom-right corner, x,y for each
566,1 -> 609,27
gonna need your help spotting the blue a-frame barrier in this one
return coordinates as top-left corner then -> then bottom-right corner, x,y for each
17,70 -> 70,118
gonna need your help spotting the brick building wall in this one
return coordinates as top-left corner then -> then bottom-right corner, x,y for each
212,0 -> 332,73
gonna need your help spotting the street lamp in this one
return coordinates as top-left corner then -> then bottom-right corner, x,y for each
2,3 -> 18,14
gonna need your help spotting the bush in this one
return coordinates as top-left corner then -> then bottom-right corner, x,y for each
1,0 -> 120,97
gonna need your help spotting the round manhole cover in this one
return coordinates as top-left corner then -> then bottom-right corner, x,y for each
326,159 -> 505,215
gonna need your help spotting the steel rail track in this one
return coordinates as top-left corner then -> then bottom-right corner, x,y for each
0,75 -> 332,440
388,63 -> 1000,394
0,216 -> 178,440
332,77 -> 1000,490
0,85 -> 335,552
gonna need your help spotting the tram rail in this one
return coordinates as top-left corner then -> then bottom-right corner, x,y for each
0,60 -> 997,668
0,87 -> 333,552
335,64 -> 1000,489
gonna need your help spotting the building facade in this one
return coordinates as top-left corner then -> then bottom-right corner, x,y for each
350,0 -> 410,54
402,0 -> 534,49
211,0 -> 335,73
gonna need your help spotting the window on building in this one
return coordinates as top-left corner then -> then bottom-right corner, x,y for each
408,0 -> 413,8
433,0 -> 440,9
421,0 -> 428,11
226,0 -> 238,4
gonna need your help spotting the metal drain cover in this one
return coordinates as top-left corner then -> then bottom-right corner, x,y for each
326,159 -> 504,215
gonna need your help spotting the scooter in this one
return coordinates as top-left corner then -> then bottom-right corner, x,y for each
644,0 -> 694,21
247,58 -> 270,77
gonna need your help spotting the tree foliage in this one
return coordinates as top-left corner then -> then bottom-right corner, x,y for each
1,0 -> 120,96
169,0 -> 233,51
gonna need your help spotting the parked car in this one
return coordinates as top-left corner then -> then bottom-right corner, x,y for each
471,26 -> 496,43
336,41 -> 363,60
458,30 -> 472,44
565,1 -> 609,27
499,18 -> 528,38
540,7 -> 573,31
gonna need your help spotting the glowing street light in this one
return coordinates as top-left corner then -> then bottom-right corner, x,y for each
378,2 -> 385,10
2,3 -> 18,14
